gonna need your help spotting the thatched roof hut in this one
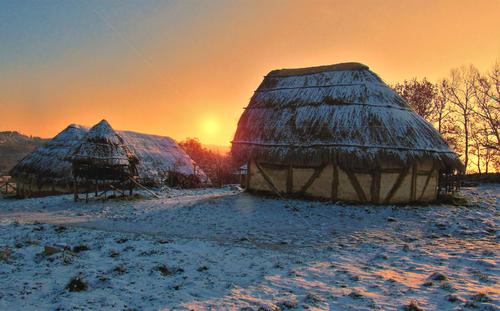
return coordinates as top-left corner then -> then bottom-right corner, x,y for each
11,121 -> 207,197
232,62 -> 462,203
69,119 -> 138,181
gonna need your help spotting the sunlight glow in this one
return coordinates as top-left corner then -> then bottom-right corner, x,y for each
202,118 -> 219,137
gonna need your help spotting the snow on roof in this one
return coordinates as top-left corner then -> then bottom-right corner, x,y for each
70,120 -> 137,166
268,62 -> 369,77
119,130 -> 208,184
232,62 -> 463,170
10,124 -> 88,185
11,122 -> 207,186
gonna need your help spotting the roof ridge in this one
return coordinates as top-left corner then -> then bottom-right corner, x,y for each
267,62 -> 369,77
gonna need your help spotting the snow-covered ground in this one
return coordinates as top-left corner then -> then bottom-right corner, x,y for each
0,185 -> 498,310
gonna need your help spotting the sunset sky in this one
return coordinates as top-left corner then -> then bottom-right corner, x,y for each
1,0 -> 499,146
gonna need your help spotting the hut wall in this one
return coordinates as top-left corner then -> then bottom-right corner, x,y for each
247,160 -> 439,203
247,162 -> 272,192
305,165 -> 333,199
292,168 -> 315,192
337,168 -> 359,202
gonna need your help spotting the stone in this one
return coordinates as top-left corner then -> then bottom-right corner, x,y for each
44,245 -> 63,255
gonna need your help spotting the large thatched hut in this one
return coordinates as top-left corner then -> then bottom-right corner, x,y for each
231,62 -> 463,203
11,121 -> 207,197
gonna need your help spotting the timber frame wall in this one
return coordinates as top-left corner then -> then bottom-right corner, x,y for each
246,160 -> 440,204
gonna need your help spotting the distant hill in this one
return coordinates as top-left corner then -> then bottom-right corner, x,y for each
0,131 -> 48,175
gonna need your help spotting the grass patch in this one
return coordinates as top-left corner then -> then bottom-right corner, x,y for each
66,276 -> 88,292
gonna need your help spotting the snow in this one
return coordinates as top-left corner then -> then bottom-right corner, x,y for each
0,184 -> 498,310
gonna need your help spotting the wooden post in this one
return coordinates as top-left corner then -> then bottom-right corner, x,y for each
246,161 -> 251,190
410,165 -> 417,201
74,177 -> 78,202
331,165 -> 338,201
286,164 -> 293,194
371,169 -> 381,204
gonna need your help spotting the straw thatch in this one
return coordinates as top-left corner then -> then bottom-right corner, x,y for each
232,62 -> 463,171
69,120 -> 138,180
10,121 -> 207,191
10,124 -> 88,187
119,130 -> 208,185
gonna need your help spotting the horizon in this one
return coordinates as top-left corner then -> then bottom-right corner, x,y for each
1,0 -> 499,146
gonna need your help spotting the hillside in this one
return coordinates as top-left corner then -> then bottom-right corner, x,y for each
0,131 -> 48,175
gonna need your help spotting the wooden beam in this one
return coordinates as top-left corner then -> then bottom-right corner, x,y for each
418,164 -> 436,201
371,169 -> 381,203
255,162 -> 283,195
345,170 -> 367,202
73,177 -> 79,202
383,166 -> 410,204
109,184 -> 125,196
410,165 -> 417,201
286,164 -> 293,194
331,165 -> 338,201
246,161 -> 251,189
299,165 -> 325,194
129,177 -> 160,198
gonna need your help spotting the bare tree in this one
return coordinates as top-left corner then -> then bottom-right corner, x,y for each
433,80 -> 454,134
444,66 -> 478,173
471,62 -> 500,151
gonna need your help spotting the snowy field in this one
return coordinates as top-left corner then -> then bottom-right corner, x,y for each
0,185 -> 498,310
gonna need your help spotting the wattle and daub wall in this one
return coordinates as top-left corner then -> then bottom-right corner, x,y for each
247,160 -> 438,203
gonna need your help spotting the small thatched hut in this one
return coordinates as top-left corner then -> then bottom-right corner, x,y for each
11,121 -> 207,197
231,62 -> 463,203
69,120 -> 139,197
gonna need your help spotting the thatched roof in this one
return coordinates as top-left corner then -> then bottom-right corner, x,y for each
119,130 -> 208,184
69,120 -> 137,167
10,124 -> 88,185
11,121 -> 207,186
232,62 -> 463,171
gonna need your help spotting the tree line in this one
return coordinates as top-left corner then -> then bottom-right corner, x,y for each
179,138 -> 238,186
393,62 -> 499,174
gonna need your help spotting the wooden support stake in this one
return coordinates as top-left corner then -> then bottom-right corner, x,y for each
129,177 -> 160,198
73,177 -> 78,202
109,184 -> 125,196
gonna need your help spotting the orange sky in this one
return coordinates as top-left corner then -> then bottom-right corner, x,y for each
1,0 -> 499,145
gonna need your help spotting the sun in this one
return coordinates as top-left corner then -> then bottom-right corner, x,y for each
202,118 -> 219,137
